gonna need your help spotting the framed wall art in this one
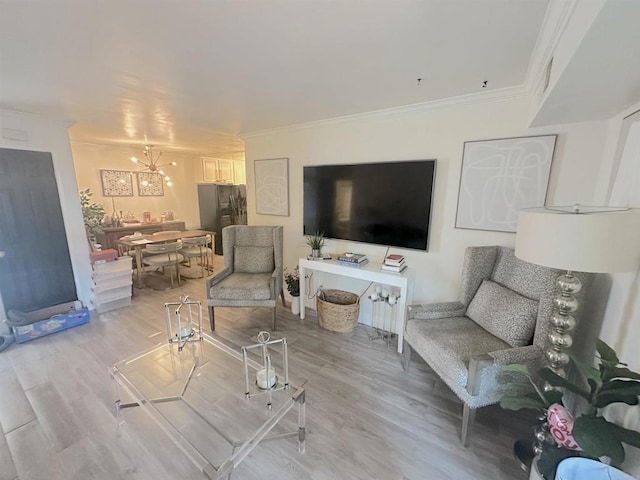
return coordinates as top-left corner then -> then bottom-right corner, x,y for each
455,135 -> 557,233
254,157 -> 289,216
136,172 -> 164,196
100,170 -> 134,197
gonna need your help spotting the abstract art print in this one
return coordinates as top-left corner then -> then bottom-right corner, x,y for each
136,172 -> 164,196
100,170 -> 134,196
254,158 -> 289,216
455,135 -> 556,232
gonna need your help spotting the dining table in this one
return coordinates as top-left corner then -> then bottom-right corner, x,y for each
118,229 -> 211,288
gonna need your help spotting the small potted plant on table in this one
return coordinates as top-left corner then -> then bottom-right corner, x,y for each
284,266 -> 300,315
305,231 -> 326,258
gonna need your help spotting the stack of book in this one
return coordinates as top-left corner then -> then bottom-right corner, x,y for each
381,254 -> 407,273
336,252 -> 369,267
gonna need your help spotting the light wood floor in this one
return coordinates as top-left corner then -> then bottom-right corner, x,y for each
0,258 -> 534,480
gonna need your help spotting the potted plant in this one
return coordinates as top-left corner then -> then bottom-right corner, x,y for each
305,231 -> 326,258
284,266 -> 300,315
79,188 -> 105,250
500,339 -> 640,480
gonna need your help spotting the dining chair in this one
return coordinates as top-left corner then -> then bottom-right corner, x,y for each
180,234 -> 213,278
142,239 -> 184,290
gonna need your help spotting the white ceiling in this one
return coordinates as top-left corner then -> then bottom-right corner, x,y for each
0,0 -> 549,155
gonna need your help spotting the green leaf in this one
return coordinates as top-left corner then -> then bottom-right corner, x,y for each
597,339 -> 620,365
499,395 -> 545,411
573,416 -> 626,464
595,393 -> 639,409
599,379 -> 640,394
604,366 -> 640,383
537,447 -> 584,480
502,383 -> 532,396
538,368 -> 590,400
609,422 -> 640,449
595,380 -> 640,408
542,389 -> 564,406
570,352 -> 602,387
502,363 -> 533,378
587,378 -> 598,401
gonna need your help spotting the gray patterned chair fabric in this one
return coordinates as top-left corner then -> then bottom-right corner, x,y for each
403,246 -> 591,446
206,225 -> 285,331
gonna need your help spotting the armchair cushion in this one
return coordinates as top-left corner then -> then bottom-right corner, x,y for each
233,246 -> 274,273
209,272 -> 272,300
405,316 -> 510,407
466,279 -> 538,347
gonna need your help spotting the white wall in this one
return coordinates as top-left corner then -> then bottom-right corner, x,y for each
72,142 -> 201,229
0,110 -> 93,318
243,95 -> 608,325
593,101 -> 640,371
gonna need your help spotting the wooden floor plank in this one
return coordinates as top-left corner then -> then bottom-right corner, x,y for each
0,426 -> 17,480
0,368 -> 36,435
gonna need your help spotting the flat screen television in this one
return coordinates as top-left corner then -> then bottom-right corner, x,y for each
303,160 -> 436,250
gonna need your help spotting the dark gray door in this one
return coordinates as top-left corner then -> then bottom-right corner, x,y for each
0,148 -> 77,312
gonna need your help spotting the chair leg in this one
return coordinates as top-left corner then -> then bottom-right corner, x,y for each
402,340 -> 411,372
272,306 -> 277,331
280,289 -> 286,307
461,404 -> 476,447
209,306 -> 215,331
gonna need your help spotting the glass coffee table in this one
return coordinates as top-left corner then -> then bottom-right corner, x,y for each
110,332 -> 306,479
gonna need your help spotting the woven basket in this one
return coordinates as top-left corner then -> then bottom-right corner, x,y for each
317,289 -> 360,333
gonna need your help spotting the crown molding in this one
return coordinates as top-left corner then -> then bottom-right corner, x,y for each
240,85 -> 530,139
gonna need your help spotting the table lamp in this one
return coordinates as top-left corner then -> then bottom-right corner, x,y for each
515,206 -> 640,378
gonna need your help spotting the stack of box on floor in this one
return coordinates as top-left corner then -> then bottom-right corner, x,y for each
336,252 -> 369,267
91,248 -> 133,313
381,254 -> 407,273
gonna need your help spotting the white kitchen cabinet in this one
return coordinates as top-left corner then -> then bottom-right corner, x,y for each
202,157 -> 235,183
234,159 -> 246,184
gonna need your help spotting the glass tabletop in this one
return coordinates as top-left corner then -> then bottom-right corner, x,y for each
110,332 -> 306,479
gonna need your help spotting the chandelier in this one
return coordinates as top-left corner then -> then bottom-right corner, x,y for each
131,145 -> 176,187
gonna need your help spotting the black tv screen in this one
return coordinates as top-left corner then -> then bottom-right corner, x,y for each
303,160 -> 436,250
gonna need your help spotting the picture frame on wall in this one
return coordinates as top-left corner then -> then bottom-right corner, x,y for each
455,134 -> 557,233
136,172 -> 164,196
254,157 -> 289,216
100,170 -> 134,197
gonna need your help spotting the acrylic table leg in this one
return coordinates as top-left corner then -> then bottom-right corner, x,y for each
109,367 -> 125,426
296,390 -> 306,454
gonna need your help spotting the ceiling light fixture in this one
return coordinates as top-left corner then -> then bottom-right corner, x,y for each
131,145 -> 176,187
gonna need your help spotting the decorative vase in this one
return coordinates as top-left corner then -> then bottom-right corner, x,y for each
291,296 -> 300,315
529,457 -> 543,480
312,249 -> 320,258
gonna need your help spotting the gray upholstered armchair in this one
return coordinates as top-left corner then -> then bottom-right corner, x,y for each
206,225 -> 285,331
403,246 -> 590,445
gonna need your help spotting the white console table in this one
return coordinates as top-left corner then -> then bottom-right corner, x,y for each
299,257 -> 415,353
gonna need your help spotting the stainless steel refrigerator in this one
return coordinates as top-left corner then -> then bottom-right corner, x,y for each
197,183 -> 247,255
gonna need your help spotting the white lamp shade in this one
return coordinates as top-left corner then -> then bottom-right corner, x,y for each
515,207 -> 640,273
